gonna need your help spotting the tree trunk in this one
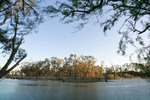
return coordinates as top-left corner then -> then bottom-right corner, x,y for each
0,54 -> 26,78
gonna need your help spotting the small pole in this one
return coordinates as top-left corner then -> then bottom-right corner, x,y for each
104,73 -> 108,82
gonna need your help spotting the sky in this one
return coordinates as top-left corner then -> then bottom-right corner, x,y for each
0,0 -> 139,69
19,17 -> 135,67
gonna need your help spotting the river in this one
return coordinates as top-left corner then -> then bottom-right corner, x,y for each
0,79 -> 150,100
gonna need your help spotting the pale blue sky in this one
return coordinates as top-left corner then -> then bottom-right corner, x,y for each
20,17 -> 133,67
0,0 -> 139,69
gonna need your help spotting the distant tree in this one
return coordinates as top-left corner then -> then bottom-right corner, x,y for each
0,0 -> 43,78
51,57 -> 59,72
10,70 -> 21,76
45,0 -> 150,63
110,64 -> 116,79
138,63 -> 150,74
41,58 -> 51,77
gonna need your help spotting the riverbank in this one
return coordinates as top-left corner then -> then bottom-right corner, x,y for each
5,76 -> 107,82
4,76 -> 149,82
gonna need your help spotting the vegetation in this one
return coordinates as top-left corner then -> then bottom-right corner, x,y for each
0,0 -> 149,78
0,0 -> 44,78
5,54 -> 150,81
45,0 -> 150,63
20,54 -> 104,79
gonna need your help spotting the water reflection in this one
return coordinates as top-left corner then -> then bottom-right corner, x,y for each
145,79 -> 150,83
0,79 -> 150,100
21,84 -> 48,86
74,84 -> 97,88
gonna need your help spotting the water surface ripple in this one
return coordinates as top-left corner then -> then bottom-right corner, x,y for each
0,79 -> 150,100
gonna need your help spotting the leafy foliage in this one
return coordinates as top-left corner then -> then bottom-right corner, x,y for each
0,0 -> 43,58
45,0 -> 150,63
17,55 -> 150,78
21,54 -> 104,78
0,0 -> 44,78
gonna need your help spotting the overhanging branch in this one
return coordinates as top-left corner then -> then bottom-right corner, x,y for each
6,54 -> 27,73
69,0 -> 104,14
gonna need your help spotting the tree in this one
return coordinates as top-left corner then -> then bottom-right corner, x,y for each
0,0 -> 42,26
45,0 -> 150,63
0,0 -> 43,78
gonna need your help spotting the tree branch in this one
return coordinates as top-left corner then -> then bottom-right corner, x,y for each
138,25 -> 150,34
22,0 -> 38,15
0,54 -> 26,78
0,15 -> 23,74
128,21 -> 150,34
0,0 -> 39,26
6,54 -> 27,74
12,14 -> 19,50
0,11 -> 17,26
70,0 -> 104,14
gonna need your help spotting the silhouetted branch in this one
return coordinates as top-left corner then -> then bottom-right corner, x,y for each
6,54 -> 27,74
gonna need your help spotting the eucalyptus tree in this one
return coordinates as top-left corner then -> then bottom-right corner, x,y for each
42,58 -> 51,77
0,0 -> 43,78
21,62 -> 33,77
45,0 -> 150,63
68,54 -> 78,78
51,57 -> 65,77
136,63 -> 150,76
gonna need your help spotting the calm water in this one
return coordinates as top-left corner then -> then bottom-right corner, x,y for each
0,79 -> 150,100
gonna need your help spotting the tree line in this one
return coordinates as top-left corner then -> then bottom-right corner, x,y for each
0,0 -> 149,78
21,54 -> 104,79
5,54 -> 150,79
